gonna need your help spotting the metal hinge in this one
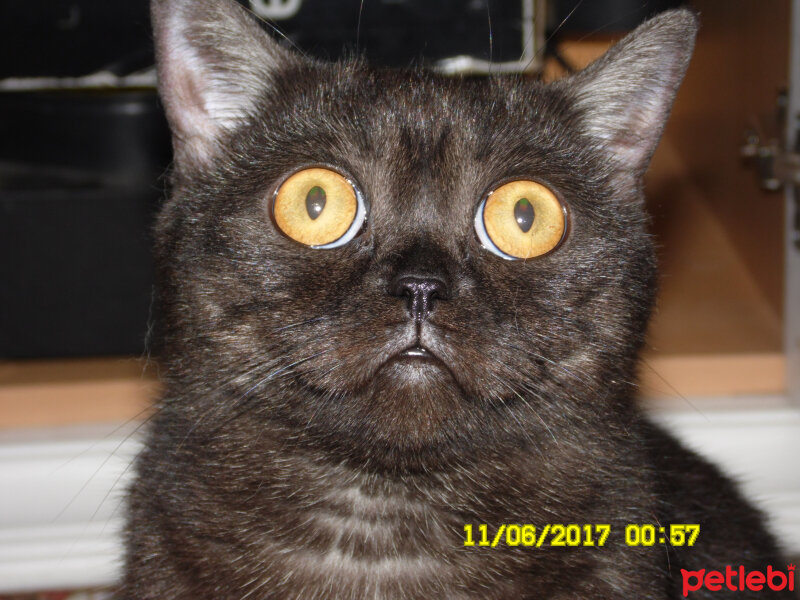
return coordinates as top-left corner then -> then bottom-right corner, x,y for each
740,137 -> 800,191
740,91 -> 800,190
741,90 -> 800,249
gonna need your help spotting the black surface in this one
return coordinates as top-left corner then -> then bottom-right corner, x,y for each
0,1 -> 153,78
551,0 -> 685,35
0,1 -> 687,79
258,0 -> 524,66
0,184 -> 160,358
0,90 -> 171,182
0,90 -> 169,358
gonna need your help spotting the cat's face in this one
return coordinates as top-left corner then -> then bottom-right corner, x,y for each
152,0 -> 696,471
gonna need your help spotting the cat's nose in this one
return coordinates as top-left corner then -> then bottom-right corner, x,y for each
389,275 -> 449,321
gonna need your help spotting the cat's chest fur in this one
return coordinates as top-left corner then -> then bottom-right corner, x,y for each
147,431 -> 648,599
181,446 -> 479,598
266,481 -> 460,598
202,472 -> 523,599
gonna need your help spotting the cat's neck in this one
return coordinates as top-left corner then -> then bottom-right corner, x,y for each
160,401 -> 647,598
241,449 -> 481,598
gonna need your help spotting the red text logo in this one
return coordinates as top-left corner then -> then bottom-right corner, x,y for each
681,564 -> 795,596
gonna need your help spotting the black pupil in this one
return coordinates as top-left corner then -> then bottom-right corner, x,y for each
306,186 -> 326,220
514,198 -> 535,233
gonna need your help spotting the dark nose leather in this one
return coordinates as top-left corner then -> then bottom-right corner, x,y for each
390,275 -> 449,321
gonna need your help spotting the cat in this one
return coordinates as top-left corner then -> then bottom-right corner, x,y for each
124,0 -> 793,598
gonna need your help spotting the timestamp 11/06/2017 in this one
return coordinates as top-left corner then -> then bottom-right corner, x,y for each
463,523 -> 700,549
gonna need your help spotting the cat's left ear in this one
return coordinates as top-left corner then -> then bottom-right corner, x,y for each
562,9 -> 698,180
151,0 -> 302,167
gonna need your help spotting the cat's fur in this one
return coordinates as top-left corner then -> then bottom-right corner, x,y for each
124,1 -> 792,598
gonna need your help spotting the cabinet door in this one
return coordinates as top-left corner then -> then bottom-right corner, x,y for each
787,0 -> 800,405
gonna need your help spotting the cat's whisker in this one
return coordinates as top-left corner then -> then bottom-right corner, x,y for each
199,347 -> 339,439
637,355 -> 706,417
486,0 -> 494,70
58,407 -> 162,562
522,0 -> 586,72
273,315 -> 329,332
356,0 -> 367,54
90,413 -> 164,530
55,403 -> 155,472
485,386 -> 546,459
304,383 -> 345,431
172,353 -> 297,448
238,3 -> 309,58
54,406 -> 159,522
239,570 -> 276,600
179,352 -> 285,401
500,339 -> 597,390
486,372 -> 558,446
502,330 -> 642,394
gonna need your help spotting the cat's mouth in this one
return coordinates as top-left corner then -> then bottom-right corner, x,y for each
397,345 -> 434,359
379,342 -> 463,382
378,343 -> 449,373
373,342 -> 462,388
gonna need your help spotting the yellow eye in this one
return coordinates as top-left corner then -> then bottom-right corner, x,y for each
475,180 -> 566,259
272,167 -> 366,248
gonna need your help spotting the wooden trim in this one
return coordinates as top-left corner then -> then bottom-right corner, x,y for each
0,353 -> 786,430
640,353 -> 786,398
0,358 -> 157,430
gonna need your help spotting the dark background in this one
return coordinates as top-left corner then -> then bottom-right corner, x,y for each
0,0 -> 681,359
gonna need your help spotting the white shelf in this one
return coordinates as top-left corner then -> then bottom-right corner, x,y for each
0,400 -> 797,593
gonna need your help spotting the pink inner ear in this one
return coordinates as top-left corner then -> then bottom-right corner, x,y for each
609,109 -> 655,172
578,78 -> 675,175
171,66 -> 207,130
157,16 -> 225,165
161,60 -> 218,163
172,69 -> 212,137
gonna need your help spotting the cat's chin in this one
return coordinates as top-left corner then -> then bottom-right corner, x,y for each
372,348 -> 462,400
358,350 -> 466,440
284,355 -> 481,472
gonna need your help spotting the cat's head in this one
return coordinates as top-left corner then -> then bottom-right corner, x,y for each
151,0 -> 697,471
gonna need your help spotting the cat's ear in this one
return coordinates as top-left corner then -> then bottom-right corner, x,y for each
563,9 -> 698,181
151,0 -> 301,166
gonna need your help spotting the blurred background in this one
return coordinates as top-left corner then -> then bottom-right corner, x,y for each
0,0 -> 798,596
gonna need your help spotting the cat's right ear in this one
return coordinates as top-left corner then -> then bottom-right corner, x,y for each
560,9 -> 698,189
151,0 -> 301,167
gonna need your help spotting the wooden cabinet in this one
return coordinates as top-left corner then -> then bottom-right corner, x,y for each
545,0 -> 792,400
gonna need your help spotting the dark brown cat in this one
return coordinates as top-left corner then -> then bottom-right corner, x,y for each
124,1 -> 792,598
